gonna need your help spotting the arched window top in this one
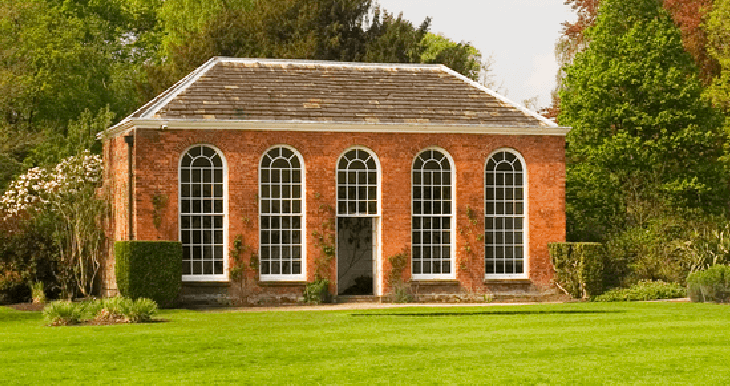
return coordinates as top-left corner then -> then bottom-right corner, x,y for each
181,145 -> 223,168
486,150 -> 522,173
262,146 -> 301,169
413,149 -> 452,171
337,148 -> 377,171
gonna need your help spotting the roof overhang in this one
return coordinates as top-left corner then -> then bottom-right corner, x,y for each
103,118 -> 570,140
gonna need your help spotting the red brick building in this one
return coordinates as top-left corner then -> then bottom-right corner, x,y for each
101,58 -> 569,303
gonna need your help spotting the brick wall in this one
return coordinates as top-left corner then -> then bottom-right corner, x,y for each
103,128 -> 566,298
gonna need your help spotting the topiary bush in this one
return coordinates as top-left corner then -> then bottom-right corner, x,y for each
687,265 -> 730,303
549,242 -> 605,299
115,241 -> 182,308
593,280 -> 686,302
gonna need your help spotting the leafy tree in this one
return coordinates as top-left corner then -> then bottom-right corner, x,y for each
421,33 -> 480,81
0,0 -> 158,184
705,0 -> 730,112
664,0 -> 719,84
559,0 -> 727,243
144,0 -> 480,96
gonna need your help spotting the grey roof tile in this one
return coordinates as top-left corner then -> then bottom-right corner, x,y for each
130,58 -> 554,128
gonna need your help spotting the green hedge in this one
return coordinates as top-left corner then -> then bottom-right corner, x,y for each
115,241 -> 182,308
687,265 -> 730,303
549,242 -> 604,299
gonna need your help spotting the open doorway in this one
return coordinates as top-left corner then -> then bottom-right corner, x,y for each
337,217 -> 374,295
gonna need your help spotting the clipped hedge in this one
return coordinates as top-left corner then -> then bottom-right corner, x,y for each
687,265 -> 730,303
115,241 -> 182,308
549,242 -> 604,299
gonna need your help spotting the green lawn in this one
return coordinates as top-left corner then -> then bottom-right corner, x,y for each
1,302 -> 729,384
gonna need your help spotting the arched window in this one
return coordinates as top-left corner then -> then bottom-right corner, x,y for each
260,146 -> 304,279
412,149 -> 454,278
180,145 -> 226,280
485,149 -> 526,277
337,148 -> 379,216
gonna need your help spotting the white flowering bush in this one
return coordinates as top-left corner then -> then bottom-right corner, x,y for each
1,151 -> 102,218
1,150 -> 105,298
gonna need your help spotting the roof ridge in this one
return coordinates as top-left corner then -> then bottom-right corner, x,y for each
214,57 -> 445,69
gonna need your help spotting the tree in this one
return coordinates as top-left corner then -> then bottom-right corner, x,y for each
1,151 -> 105,298
559,0 -> 727,242
421,33 -> 480,81
144,0 -> 480,97
705,0 -> 730,112
0,0 -> 159,188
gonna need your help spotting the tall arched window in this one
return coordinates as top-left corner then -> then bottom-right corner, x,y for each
337,148 -> 379,216
260,146 -> 304,279
485,149 -> 526,277
180,145 -> 226,280
412,149 -> 454,278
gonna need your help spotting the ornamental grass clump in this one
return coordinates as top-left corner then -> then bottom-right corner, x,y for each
593,280 -> 686,302
126,298 -> 158,323
42,297 -> 158,326
43,301 -> 82,326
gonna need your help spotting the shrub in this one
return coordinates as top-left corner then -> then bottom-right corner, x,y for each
43,301 -> 82,326
593,281 -> 686,302
603,215 -> 729,288
687,265 -> 730,303
115,241 -> 182,308
303,279 -> 330,304
549,242 -> 604,299
0,212 -> 59,304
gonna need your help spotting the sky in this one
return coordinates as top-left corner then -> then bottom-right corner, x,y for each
375,0 -> 576,110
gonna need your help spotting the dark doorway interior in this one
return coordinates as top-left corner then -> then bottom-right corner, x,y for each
337,217 -> 373,295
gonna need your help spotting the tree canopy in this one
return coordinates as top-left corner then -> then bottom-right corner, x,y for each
559,0 -> 728,241
0,0 -> 481,190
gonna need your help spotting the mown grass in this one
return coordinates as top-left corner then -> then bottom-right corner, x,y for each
1,302 -> 729,384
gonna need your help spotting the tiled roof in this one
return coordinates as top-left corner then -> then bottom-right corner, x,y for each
126,57 -> 556,128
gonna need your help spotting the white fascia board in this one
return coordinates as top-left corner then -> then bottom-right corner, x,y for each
104,118 -> 570,139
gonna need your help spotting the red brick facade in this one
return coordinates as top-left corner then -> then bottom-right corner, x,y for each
102,127 -> 566,300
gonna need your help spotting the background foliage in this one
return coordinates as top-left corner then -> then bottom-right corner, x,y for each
557,0 -> 730,290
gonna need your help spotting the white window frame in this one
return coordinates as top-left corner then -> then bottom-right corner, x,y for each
258,145 -> 306,282
178,144 -> 228,282
411,147 -> 456,280
335,147 -> 381,217
484,148 -> 528,279
335,146 -> 382,295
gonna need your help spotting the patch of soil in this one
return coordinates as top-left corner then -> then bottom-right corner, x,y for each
8,302 -> 45,312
